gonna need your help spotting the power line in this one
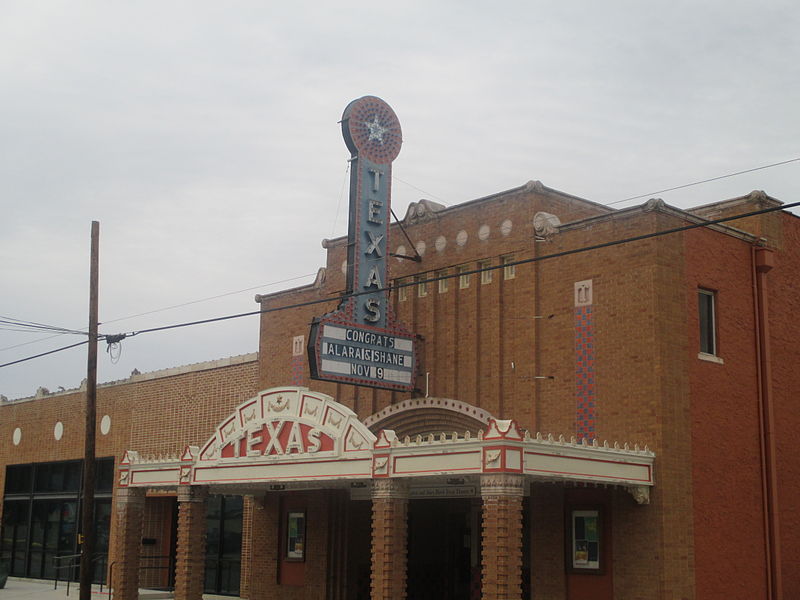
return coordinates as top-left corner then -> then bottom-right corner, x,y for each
0,340 -> 90,369
607,157 -> 800,206
100,273 -> 318,325
4,199 -> 797,371
84,200 -> 800,339
0,315 -> 88,336
0,273 -> 318,353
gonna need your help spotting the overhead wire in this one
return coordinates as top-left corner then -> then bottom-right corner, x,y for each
3,163 -> 799,371
5,196 -> 794,371
0,273 -> 319,353
606,157 -> 800,206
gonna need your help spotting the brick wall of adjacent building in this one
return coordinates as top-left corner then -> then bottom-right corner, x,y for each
0,355 -> 258,580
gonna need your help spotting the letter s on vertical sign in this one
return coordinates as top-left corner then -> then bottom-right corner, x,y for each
364,298 -> 381,322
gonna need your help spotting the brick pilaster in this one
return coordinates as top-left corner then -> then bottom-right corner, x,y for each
240,495 -> 254,598
481,474 -> 524,600
174,486 -> 208,600
248,494 -> 279,600
370,479 -> 409,600
111,487 -> 145,600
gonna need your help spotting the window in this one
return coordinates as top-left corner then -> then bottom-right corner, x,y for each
205,495 -> 243,595
480,260 -> 492,285
698,289 -> 716,356
437,270 -> 449,294
502,255 -> 516,280
397,278 -> 408,302
458,266 -> 470,289
416,275 -> 428,297
569,509 -> 601,572
2,458 -> 114,582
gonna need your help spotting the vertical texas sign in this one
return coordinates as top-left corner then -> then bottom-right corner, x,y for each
308,97 -> 417,392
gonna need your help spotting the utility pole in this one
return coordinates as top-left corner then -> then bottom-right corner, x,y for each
79,221 -> 99,600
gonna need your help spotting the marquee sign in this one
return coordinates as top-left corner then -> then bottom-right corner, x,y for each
117,387 -> 655,504
308,96 -> 417,391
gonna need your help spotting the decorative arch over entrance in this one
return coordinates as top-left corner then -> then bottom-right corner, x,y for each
363,397 -> 494,438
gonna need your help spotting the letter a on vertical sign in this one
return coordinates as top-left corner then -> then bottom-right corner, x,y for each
308,97 -> 417,391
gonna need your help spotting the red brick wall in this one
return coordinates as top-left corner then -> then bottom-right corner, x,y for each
766,213 -> 800,593
684,226 -> 768,599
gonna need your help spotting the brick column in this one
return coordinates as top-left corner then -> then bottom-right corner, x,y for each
248,494 -> 279,600
371,479 -> 409,600
481,474 -> 524,600
240,495 -> 254,598
111,487 -> 145,600
174,486 -> 207,600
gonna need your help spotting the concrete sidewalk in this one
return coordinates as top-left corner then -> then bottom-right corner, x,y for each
0,578 -> 112,599
0,578 -> 173,600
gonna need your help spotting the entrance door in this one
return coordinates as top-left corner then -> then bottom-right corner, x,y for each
407,498 -> 478,600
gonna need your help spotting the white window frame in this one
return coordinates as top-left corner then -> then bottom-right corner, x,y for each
437,270 -> 449,294
480,260 -> 492,285
502,255 -> 515,280
397,279 -> 408,302
698,288 -> 720,360
458,266 -> 470,289
416,275 -> 428,298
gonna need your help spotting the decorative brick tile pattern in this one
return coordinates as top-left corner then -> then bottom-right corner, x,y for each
575,304 -> 596,442
290,354 -> 305,386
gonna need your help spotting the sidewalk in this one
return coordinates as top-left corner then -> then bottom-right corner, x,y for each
0,579 -> 239,600
0,579 -> 112,599
0,578 -> 175,600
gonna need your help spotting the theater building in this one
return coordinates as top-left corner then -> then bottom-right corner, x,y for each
2,97 -> 800,600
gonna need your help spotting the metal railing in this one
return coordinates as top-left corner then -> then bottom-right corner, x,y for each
107,554 -> 174,600
53,553 -> 107,596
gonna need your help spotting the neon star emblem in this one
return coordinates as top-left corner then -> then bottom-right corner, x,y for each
365,116 -> 388,144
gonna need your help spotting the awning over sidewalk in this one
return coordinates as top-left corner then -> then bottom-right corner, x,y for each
119,387 -> 654,503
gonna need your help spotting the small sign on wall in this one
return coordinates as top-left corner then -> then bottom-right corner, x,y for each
286,511 -> 306,561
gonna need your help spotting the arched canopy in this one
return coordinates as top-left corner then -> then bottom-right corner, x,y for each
364,397 -> 494,438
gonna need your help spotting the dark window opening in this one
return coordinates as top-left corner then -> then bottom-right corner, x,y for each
1,458 -> 114,582
698,289 -> 716,355
204,495 -> 242,596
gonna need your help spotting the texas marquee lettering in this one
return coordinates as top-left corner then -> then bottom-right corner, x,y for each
220,420 -> 335,458
357,166 -> 389,326
307,96 -> 417,392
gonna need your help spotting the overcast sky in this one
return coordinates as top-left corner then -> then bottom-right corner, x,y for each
2,1 -> 798,400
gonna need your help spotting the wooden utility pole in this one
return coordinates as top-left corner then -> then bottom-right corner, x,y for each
79,221 -> 99,600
